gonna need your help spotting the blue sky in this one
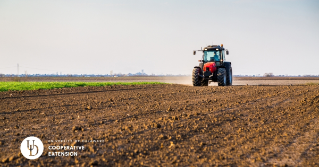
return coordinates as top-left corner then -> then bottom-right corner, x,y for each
1,0 -> 318,75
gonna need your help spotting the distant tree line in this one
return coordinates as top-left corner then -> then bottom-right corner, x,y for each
263,73 -> 274,77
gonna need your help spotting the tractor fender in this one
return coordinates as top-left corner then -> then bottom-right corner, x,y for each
224,62 -> 231,68
224,62 -> 231,72
193,66 -> 204,78
194,66 -> 201,71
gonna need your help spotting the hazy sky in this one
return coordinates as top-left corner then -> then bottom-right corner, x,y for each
1,0 -> 318,75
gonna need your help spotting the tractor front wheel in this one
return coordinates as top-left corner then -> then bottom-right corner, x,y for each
217,68 -> 226,86
192,68 -> 202,86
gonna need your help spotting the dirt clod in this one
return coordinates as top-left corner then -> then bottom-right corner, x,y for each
2,158 -> 8,163
8,156 -> 15,162
89,160 -> 98,165
72,126 -> 83,131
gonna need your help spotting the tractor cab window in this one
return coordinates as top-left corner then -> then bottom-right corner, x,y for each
204,51 -> 221,62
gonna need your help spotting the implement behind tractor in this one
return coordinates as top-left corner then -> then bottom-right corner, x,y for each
192,44 -> 232,86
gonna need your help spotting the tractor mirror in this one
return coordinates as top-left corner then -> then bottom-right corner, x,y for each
226,50 -> 229,55
193,51 -> 196,55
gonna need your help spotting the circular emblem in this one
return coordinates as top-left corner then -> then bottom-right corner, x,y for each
20,136 -> 44,159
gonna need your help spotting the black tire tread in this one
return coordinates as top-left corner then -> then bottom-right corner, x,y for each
192,68 -> 201,86
226,67 -> 232,86
217,68 -> 226,86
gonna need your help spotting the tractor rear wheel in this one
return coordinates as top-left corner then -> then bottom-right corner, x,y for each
217,68 -> 226,86
192,68 -> 201,86
226,67 -> 232,86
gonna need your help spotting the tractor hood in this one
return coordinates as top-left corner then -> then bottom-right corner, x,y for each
203,62 -> 217,73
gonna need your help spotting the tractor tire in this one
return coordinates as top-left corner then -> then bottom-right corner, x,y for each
192,68 -> 201,86
217,68 -> 226,86
201,79 -> 209,86
226,67 -> 232,86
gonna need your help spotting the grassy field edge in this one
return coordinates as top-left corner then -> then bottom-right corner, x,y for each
0,81 -> 166,92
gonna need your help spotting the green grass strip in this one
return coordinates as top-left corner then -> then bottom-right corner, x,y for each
0,82 -> 166,92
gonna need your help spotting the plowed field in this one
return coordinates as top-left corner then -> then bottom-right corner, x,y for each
1,84 -> 319,166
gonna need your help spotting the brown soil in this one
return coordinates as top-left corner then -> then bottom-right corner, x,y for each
235,77 -> 319,80
1,84 -> 319,166
2,76 -> 319,86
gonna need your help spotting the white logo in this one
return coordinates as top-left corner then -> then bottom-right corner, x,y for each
20,136 -> 44,160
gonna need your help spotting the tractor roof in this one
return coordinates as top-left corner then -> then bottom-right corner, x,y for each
203,45 -> 224,51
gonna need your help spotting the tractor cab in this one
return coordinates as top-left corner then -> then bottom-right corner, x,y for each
196,45 -> 229,66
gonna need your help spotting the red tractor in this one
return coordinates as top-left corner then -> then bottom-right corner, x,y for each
192,44 -> 232,86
